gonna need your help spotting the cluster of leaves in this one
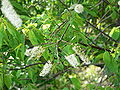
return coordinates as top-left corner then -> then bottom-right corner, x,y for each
0,0 -> 120,89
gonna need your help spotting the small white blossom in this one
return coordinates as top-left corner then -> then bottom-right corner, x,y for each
118,1 -> 120,6
74,4 -> 84,13
20,72 -> 24,75
16,67 -> 20,69
25,48 -> 32,56
25,46 -> 45,60
72,46 -> 90,64
65,54 -> 79,68
8,56 -> 14,60
21,63 -> 24,66
17,88 -> 20,90
39,60 -> 52,77
1,0 -> 22,28
3,52 -> 8,55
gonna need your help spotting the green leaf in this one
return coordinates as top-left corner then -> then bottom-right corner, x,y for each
33,29 -> 44,43
6,21 -> 17,37
62,87 -> 69,90
84,8 -> 97,17
0,23 -> 4,48
10,0 -> 28,15
28,30 -> 38,45
111,11 -> 117,19
109,27 -> 120,40
42,48 -> 49,60
27,84 -> 33,90
28,70 -> 33,79
73,12 -> 85,27
95,53 -> 103,62
16,70 -> 21,78
103,51 -> 111,66
70,78 -> 81,89
0,32 -> 3,48
110,59 -> 118,73
79,33 -> 88,44
0,75 -> 3,89
20,15 -> 30,21
63,45 -> 74,55
103,52 -> 118,73
4,74 -> 12,89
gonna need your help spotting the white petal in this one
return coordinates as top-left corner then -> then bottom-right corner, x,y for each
39,60 -> 52,77
118,1 -> 120,6
1,0 -> 22,28
65,54 -> 79,68
74,4 -> 84,13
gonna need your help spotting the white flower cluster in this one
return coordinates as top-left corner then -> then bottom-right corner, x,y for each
65,54 -> 79,68
72,46 -> 90,64
1,0 -> 22,28
68,4 -> 84,13
39,60 -> 52,77
74,4 -> 84,13
118,1 -> 120,6
25,46 -> 45,60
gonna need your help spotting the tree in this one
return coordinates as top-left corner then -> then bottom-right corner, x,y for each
0,0 -> 120,89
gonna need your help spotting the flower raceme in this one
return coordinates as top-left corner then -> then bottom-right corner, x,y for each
39,60 -> 52,77
1,0 -> 22,28
72,46 -> 90,64
65,54 -> 79,68
25,46 -> 45,60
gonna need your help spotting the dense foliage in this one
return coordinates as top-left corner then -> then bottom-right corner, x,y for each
0,0 -> 120,89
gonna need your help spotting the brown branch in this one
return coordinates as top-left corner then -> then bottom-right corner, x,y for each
61,40 -> 112,52
37,67 -> 71,87
9,62 -> 46,70
97,10 -> 110,24
59,24 -> 70,41
86,20 -> 120,43
94,24 -> 112,41
50,20 -> 68,37
78,42 -> 112,52
90,0 -> 103,10
58,0 -> 68,8
29,42 -> 56,49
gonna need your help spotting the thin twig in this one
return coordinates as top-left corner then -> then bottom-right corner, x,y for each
29,42 -> 56,49
61,40 -> 112,52
9,62 -> 46,70
86,20 -> 119,43
58,0 -> 68,9
98,15 -> 111,23
97,10 -> 110,24
50,20 -> 68,37
90,0 -> 103,10
37,68 -> 71,87
59,24 -> 70,41
94,24 -> 112,41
